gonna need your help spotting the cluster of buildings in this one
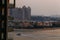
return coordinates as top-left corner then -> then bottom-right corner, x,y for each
8,20 -> 60,29
9,6 -> 31,21
7,0 -> 60,29
7,0 -> 31,21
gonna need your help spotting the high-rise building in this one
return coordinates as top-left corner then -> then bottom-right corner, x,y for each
9,8 -> 23,20
22,6 -> 31,21
27,6 -> 31,20
9,6 -> 31,21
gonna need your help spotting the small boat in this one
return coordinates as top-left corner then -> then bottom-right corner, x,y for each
16,33 -> 21,36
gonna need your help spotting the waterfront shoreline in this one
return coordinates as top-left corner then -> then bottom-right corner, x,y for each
14,27 -> 60,30
8,28 -> 60,40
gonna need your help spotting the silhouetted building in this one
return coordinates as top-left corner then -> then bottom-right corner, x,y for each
9,6 -> 31,21
9,8 -> 23,20
22,6 -> 31,21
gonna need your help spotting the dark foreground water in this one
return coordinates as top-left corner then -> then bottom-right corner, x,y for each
8,29 -> 60,40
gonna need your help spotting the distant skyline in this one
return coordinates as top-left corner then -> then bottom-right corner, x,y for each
10,0 -> 60,16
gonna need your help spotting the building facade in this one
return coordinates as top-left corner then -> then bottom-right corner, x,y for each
9,8 -> 23,20
9,6 -> 31,21
22,6 -> 31,21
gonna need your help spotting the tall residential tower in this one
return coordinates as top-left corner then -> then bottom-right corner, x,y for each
9,6 -> 31,21
22,6 -> 31,21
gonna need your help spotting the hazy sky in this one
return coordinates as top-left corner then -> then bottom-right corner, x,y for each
10,0 -> 60,16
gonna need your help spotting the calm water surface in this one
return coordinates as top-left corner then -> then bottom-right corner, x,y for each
8,29 -> 60,40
